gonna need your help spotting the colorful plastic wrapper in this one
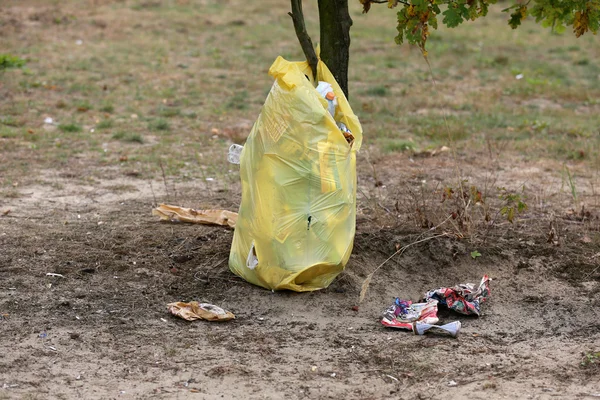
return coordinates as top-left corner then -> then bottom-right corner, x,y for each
229,56 -> 363,292
425,275 -> 490,316
413,321 -> 461,337
381,298 -> 439,330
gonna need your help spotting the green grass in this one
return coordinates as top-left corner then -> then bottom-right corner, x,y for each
58,123 -> 82,133
381,138 -> 416,153
96,119 -> 114,130
226,90 -> 249,110
158,106 -> 181,118
364,86 -> 389,97
149,118 -> 170,131
112,131 -> 144,144
0,54 -> 26,70
99,103 -> 114,113
75,100 -> 93,112
1,0 -> 599,188
0,116 -> 22,127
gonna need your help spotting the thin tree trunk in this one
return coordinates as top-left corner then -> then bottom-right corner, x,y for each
318,0 -> 352,98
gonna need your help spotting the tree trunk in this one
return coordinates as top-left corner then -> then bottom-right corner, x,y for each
318,0 -> 352,98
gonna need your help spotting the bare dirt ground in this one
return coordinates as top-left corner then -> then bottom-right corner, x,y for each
1,153 -> 600,400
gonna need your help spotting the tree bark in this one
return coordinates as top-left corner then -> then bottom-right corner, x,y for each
318,0 -> 352,98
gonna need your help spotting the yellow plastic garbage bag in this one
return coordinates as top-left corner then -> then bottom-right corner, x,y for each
229,56 -> 363,292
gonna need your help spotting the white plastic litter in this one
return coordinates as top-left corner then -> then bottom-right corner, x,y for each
315,81 -> 337,117
228,144 -> 244,164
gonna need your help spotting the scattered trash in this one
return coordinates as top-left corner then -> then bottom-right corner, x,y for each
582,235 -> 592,244
160,318 -> 168,323
228,144 -> 243,164
337,122 -> 355,144
152,204 -> 237,228
0,313 -> 8,321
381,299 -> 439,330
381,297 -> 464,337
75,39 -> 83,45
315,81 -> 337,117
330,373 -> 336,378
448,380 -> 458,387
44,117 -> 54,124
1,384 -> 18,389
515,74 -> 524,80
385,374 -> 399,382
229,56 -> 362,292
311,366 -> 318,372
46,272 -> 65,278
167,301 -> 235,322
425,275 -> 490,316
414,145 -> 450,157
414,321 -> 461,337
39,332 -> 47,339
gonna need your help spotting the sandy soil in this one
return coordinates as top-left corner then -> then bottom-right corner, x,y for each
1,153 -> 600,400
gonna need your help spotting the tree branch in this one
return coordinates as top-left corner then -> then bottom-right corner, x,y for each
370,0 -> 410,5
289,0 -> 318,80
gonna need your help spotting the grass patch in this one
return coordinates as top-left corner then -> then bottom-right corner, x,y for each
112,131 -> 144,143
58,123 -> 82,133
76,100 -> 93,112
381,139 -> 416,153
226,90 -> 248,110
0,54 -> 26,70
100,103 -> 115,113
364,86 -> 389,97
580,351 -> 600,375
96,119 -> 114,130
0,127 -> 19,138
158,107 -> 181,118
149,118 -> 170,131
0,116 -> 23,127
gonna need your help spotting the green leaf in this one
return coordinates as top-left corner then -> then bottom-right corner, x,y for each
442,5 -> 464,28
509,10 -> 522,28
429,13 -> 438,30
470,250 -> 482,259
